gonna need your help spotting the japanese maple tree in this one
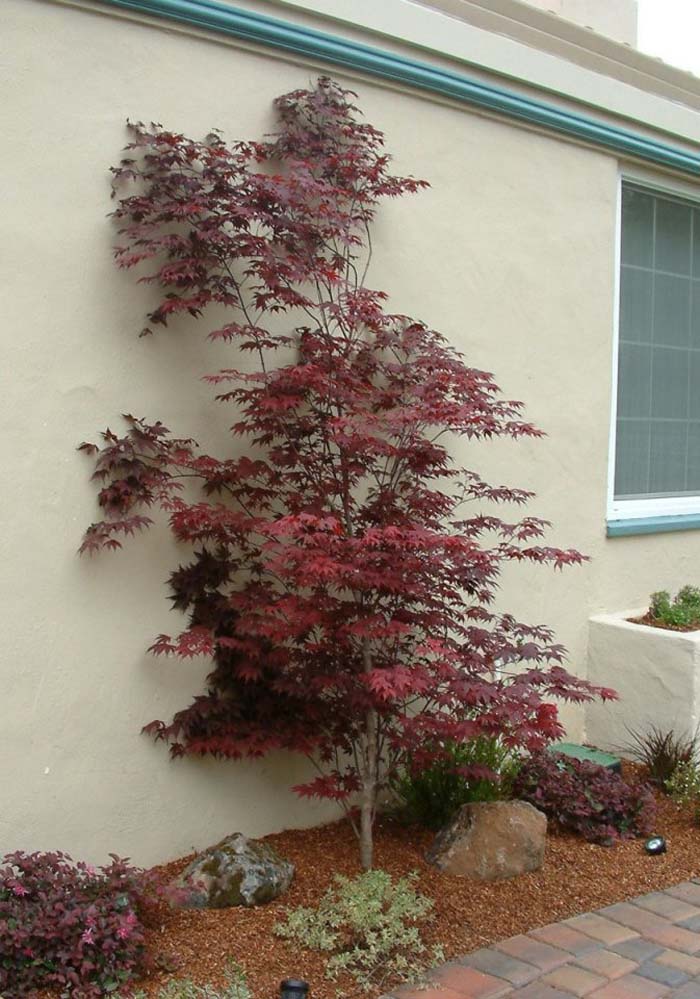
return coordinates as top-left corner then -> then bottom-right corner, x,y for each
80,78 -> 614,868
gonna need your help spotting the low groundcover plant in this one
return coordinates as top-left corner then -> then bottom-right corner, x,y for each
274,869 -> 443,990
0,850 -> 160,998
122,964 -> 251,999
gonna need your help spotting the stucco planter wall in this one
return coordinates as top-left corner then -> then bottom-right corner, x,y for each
585,610 -> 700,751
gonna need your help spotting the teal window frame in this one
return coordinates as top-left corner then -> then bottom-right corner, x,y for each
609,174 -> 700,537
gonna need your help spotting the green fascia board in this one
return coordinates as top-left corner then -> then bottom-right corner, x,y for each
97,0 -> 700,178
607,514 -> 700,537
548,742 -> 622,772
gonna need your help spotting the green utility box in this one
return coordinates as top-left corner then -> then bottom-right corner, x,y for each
547,742 -> 622,773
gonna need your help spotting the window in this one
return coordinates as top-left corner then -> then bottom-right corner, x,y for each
611,181 -> 700,525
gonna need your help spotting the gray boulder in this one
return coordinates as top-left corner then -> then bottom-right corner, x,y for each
175,833 -> 294,907
426,800 -> 546,881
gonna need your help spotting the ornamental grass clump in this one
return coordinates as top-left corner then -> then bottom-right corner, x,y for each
273,869 -> 442,990
618,724 -> 699,787
0,850 -> 159,998
514,752 -> 656,845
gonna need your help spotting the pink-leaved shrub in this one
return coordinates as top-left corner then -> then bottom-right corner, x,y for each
0,850 -> 159,998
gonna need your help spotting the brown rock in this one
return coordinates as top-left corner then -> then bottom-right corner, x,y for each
426,800 -> 547,881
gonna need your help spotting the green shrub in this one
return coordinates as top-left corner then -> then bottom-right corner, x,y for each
392,736 -> 520,830
273,870 -> 442,990
649,587 -> 700,629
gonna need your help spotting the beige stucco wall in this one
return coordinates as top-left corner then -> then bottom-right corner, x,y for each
4,0 -> 700,866
522,0 -> 638,47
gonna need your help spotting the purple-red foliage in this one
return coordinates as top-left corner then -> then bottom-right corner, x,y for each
514,753 -> 656,845
0,851 -> 159,998
80,78 -> 615,865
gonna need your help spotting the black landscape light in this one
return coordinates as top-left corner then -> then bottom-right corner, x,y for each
645,836 -> 667,855
280,979 -> 309,999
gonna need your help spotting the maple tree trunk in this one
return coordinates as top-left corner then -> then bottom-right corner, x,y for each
359,707 -> 378,870
360,639 -> 378,870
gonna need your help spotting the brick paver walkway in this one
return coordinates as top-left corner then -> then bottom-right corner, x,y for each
385,880 -> 700,998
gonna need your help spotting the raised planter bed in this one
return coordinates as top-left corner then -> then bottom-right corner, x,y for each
585,609 -> 700,752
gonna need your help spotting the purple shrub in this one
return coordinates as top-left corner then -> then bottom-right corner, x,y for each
514,752 -> 656,845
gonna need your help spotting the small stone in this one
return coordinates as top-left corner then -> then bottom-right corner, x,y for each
174,832 -> 294,907
426,801 -> 547,881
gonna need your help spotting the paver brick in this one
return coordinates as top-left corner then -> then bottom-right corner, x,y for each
564,915 -> 639,946
632,893 -> 700,924
610,941 -> 663,964
671,980 -> 700,999
531,924 -> 603,957
429,963 -> 512,997
574,950 -> 638,980
541,965 -> 607,995
635,960 -> 690,987
639,924 -> 700,954
391,988 -> 467,999
459,948 -> 539,986
496,935 -> 572,970
510,984 -> 577,998
664,883 -> 700,907
655,948 -> 700,975
598,903 -> 672,937
677,914 -> 700,933
588,973 -> 671,997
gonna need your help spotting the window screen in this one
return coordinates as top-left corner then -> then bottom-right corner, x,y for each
615,184 -> 700,500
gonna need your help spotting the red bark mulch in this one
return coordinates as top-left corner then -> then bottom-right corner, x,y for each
137,779 -> 700,999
